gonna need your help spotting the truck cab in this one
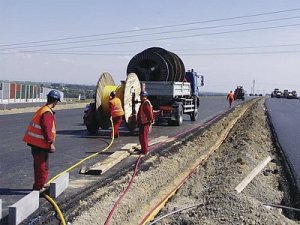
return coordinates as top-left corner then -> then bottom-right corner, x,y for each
234,86 -> 245,100
185,69 -> 204,97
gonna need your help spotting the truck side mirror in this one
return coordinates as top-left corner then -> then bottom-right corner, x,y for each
201,76 -> 204,86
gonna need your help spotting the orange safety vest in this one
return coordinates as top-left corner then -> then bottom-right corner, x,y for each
23,105 -> 56,149
109,97 -> 124,118
227,93 -> 235,100
138,99 -> 153,124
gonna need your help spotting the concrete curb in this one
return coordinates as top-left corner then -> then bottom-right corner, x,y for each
50,173 -> 70,199
8,191 -> 39,225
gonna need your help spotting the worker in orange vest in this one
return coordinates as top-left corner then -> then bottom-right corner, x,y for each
109,91 -> 124,138
23,90 -> 60,191
137,91 -> 154,154
227,90 -> 235,108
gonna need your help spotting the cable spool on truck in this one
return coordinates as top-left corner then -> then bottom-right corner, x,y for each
83,72 -> 141,133
83,47 -> 204,133
127,47 -> 204,126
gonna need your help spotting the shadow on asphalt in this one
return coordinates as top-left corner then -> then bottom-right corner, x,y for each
0,188 -> 32,195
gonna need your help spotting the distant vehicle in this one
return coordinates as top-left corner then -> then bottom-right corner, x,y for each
283,90 -> 289,98
78,94 -> 86,101
275,91 -> 282,98
271,88 -> 280,98
287,90 -> 298,99
234,86 -> 245,100
259,94 -> 263,96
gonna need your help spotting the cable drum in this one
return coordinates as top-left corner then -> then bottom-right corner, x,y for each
95,72 -> 115,110
101,85 -> 124,116
91,72 -> 141,131
127,47 -> 185,82
144,47 -> 176,81
173,53 -> 185,81
94,73 -> 115,129
127,50 -> 169,81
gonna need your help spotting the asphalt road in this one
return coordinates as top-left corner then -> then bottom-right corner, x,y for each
0,96 -> 244,219
266,98 -> 300,191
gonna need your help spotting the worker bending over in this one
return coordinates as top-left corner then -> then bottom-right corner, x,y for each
109,91 -> 124,138
23,90 -> 60,191
137,91 -> 154,154
227,90 -> 235,108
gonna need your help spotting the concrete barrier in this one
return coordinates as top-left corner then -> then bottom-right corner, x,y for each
8,191 -> 39,225
50,172 -> 69,198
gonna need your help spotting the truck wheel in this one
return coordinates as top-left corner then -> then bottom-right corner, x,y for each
84,111 -> 100,134
96,106 -> 111,130
175,105 -> 183,126
190,108 -> 198,121
86,123 -> 100,134
191,97 -> 199,121
126,115 -> 138,132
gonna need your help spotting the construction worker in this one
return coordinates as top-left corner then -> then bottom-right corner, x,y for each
137,91 -> 154,154
109,91 -> 124,138
23,90 -> 60,191
227,90 -> 235,108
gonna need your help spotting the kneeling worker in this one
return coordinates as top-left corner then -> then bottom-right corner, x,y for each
23,90 -> 60,191
109,91 -> 124,138
137,91 -> 154,154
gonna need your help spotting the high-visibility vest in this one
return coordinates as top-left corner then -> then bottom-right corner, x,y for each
227,93 -> 235,100
23,105 -> 56,149
109,97 -> 124,118
138,99 -> 153,124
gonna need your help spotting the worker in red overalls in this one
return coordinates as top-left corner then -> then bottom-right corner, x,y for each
227,90 -> 235,108
23,90 -> 60,191
109,91 -> 124,138
137,91 -> 154,154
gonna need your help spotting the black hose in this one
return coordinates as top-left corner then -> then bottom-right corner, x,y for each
263,203 -> 300,212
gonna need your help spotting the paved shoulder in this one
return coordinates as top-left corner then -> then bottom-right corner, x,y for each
266,98 -> 300,189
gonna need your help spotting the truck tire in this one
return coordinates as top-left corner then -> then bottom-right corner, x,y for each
96,106 -> 111,130
190,97 -> 199,121
126,115 -> 138,132
84,111 -> 100,134
190,108 -> 198,121
86,123 -> 100,134
174,104 -> 183,126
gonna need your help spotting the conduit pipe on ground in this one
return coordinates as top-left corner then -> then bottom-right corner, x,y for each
264,203 -> 300,212
149,203 -> 203,225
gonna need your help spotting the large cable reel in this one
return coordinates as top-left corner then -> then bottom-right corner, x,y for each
127,47 -> 185,82
94,72 -> 141,131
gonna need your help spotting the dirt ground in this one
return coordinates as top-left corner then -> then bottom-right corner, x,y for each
69,99 -> 299,225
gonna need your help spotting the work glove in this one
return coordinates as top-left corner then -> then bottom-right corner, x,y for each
49,143 -> 56,153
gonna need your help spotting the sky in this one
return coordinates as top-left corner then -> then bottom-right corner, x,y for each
1,1 -> 300,94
